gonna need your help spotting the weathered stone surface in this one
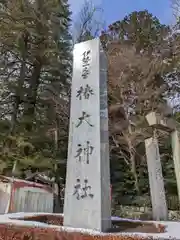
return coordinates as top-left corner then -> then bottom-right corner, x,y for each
171,130 -> 180,204
63,39 -> 111,232
145,112 -> 176,131
145,136 -> 168,221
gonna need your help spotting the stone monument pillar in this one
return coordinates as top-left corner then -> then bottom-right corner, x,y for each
145,133 -> 168,220
63,38 -> 111,232
171,130 -> 180,203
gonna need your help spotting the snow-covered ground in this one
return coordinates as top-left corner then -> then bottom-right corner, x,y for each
3,212 -> 64,219
0,212 -> 179,239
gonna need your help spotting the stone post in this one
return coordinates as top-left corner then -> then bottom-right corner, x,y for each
145,133 -> 168,220
171,130 -> 180,203
63,39 -> 111,231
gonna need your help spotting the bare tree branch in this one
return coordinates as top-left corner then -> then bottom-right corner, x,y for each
72,0 -> 105,43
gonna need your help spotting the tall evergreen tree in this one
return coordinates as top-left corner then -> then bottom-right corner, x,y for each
0,0 -> 72,176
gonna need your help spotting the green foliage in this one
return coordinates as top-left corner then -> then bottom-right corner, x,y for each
108,10 -> 170,51
0,0 -> 72,178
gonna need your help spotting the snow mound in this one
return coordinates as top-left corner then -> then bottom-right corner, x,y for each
0,213 -> 179,239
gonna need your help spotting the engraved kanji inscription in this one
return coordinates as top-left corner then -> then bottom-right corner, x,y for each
73,179 -> 81,200
73,178 -> 94,200
82,50 -> 91,79
74,144 -> 83,162
76,84 -> 94,100
84,141 -> 93,164
76,111 -> 94,128
74,141 -> 94,164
